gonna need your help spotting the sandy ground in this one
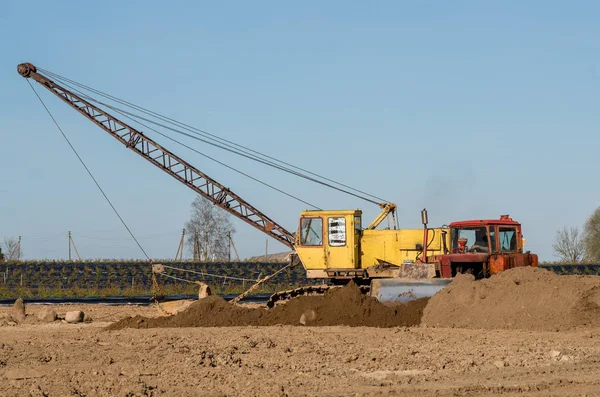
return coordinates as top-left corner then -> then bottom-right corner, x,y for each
1,304 -> 600,396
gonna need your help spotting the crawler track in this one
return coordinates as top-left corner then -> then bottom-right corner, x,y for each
266,284 -> 371,308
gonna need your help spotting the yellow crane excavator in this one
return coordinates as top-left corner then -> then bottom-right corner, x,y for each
18,62 -> 538,306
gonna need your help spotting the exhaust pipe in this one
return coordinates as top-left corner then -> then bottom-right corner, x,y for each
421,208 -> 428,263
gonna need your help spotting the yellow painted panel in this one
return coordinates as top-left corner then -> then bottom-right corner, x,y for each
296,245 -> 327,270
297,213 -> 360,270
295,208 -> 450,273
360,228 -> 449,269
324,214 -> 358,269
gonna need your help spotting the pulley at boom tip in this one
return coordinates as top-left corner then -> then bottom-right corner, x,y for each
18,63 -> 37,78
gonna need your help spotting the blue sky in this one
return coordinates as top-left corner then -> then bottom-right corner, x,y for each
1,1 -> 598,262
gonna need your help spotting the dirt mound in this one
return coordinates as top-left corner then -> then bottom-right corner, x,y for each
422,267 -> 600,331
107,281 -> 428,330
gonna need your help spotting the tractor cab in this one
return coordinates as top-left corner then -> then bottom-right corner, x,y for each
451,215 -> 522,254
430,215 -> 538,279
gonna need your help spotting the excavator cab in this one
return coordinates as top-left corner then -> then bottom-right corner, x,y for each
294,210 -> 363,280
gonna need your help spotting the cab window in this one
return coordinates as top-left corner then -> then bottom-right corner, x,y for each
452,226 -> 489,252
328,217 -> 346,246
300,217 -> 323,246
499,227 -> 518,251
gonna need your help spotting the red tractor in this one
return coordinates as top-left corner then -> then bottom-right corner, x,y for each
430,215 -> 538,279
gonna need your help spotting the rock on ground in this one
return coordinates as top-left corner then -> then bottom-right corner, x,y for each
65,311 -> 84,324
37,310 -> 57,323
9,298 -> 26,323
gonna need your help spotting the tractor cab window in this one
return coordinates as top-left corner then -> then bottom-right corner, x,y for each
451,226 -> 490,253
499,227 -> 518,251
300,217 -> 323,246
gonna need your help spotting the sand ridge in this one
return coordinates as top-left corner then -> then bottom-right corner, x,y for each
107,281 -> 428,329
422,267 -> 600,331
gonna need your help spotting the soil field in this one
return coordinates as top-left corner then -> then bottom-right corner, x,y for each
1,305 -> 600,396
2,268 -> 600,396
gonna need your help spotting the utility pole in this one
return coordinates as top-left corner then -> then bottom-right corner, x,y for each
229,234 -> 240,261
68,231 -> 81,261
193,230 -> 201,261
175,229 -> 185,261
265,239 -> 268,260
17,236 -> 21,261
228,231 -> 231,261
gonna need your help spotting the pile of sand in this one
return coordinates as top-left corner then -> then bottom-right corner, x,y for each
108,267 -> 600,332
107,281 -> 428,330
422,267 -> 600,331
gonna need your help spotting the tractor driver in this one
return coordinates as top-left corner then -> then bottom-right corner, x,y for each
471,229 -> 489,253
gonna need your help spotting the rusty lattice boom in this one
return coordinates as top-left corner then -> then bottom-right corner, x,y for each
18,62 -> 295,249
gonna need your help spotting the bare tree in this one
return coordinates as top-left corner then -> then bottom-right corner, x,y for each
3,237 -> 22,261
0,247 -> 4,262
584,206 -> 600,262
552,226 -> 585,263
184,196 -> 236,260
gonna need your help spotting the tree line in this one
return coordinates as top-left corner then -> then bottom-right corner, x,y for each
553,207 -> 600,263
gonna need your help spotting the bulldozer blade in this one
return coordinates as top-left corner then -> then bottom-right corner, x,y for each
156,299 -> 194,316
370,278 -> 451,303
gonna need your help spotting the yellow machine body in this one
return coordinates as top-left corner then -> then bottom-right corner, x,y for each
294,209 -> 450,279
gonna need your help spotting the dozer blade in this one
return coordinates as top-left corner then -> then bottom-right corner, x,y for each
370,278 -> 452,303
156,299 -> 195,316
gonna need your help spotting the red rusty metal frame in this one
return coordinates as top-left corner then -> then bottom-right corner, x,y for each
18,63 -> 295,249
449,214 -> 521,229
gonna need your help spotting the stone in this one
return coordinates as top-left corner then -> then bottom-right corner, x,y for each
549,350 -> 561,359
37,310 -> 57,323
65,311 -> 84,323
493,360 -> 506,368
10,298 -> 26,323
299,309 -> 317,325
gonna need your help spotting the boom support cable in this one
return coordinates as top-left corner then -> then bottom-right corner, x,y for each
48,74 -> 377,206
38,67 -> 388,205
25,80 -> 152,261
87,93 -> 321,209
44,74 -> 321,209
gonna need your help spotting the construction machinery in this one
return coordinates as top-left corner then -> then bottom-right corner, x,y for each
17,62 -> 538,305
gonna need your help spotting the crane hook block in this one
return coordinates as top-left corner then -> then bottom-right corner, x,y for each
18,63 -> 37,78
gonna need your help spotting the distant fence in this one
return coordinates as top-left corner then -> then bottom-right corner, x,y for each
0,261 -> 597,290
539,264 -> 600,276
0,261 -> 308,290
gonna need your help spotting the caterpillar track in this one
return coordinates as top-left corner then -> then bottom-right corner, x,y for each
266,284 -> 371,308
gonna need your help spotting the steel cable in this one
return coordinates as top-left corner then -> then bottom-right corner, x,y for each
25,80 -> 152,261
39,67 -> 388,204
48,76 -> 321,209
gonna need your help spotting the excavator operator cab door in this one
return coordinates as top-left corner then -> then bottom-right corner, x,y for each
295,210 -> 361,275
323,213 -> 361,270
